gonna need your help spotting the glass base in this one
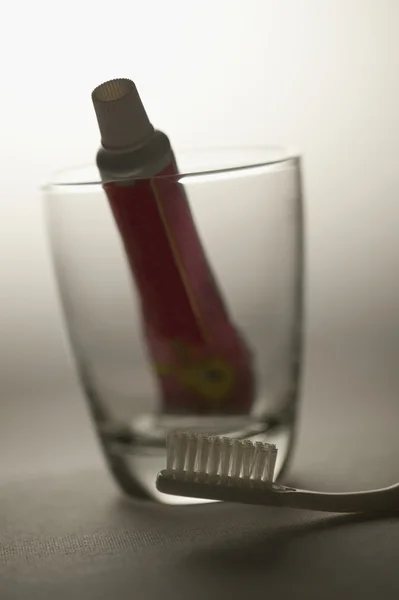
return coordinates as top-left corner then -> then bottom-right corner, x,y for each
100,411 -> 296,504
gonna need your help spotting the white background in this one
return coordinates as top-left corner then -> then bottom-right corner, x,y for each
1,0 -> 398,478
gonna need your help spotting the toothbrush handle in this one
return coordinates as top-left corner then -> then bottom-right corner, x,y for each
277,484 -> 399,513
156,471 -> 399,513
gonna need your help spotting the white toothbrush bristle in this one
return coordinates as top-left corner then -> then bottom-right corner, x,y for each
208,436 -> 222,476
165,432 -> 277,486
231,441 -> 244,478
185,434 -> 197,474
242,440 -> 255,480
166,432 -> 177,471
250,442 -> 265,480
197,434 -> 211,473
220,437 -> 233,477
175,432 -> 187,472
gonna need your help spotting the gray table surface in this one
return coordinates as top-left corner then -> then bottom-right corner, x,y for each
1,354 -> 399,600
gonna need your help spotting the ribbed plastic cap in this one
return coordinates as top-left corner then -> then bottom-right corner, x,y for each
92,78 -> 154,151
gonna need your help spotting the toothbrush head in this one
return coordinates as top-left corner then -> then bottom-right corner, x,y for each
156,432 -> 399,514
156,432 -> 280,503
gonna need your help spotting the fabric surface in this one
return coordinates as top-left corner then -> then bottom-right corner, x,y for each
1,361 -> 399,599
1,470 -> 399,600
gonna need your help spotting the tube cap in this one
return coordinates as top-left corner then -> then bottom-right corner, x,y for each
92,78 -> 154,151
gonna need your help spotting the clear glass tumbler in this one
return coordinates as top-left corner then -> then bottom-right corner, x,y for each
44,148 -> 304,504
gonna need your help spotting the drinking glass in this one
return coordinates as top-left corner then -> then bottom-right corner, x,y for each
43,148 -> 304,504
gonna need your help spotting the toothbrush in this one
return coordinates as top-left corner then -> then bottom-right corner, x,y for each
156,432 -> 399,513
91,78 -> 255,415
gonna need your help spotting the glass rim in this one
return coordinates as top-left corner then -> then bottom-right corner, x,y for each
44,146 -> 300,189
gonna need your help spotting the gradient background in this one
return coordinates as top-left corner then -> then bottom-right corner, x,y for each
1,0 -> 398,486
